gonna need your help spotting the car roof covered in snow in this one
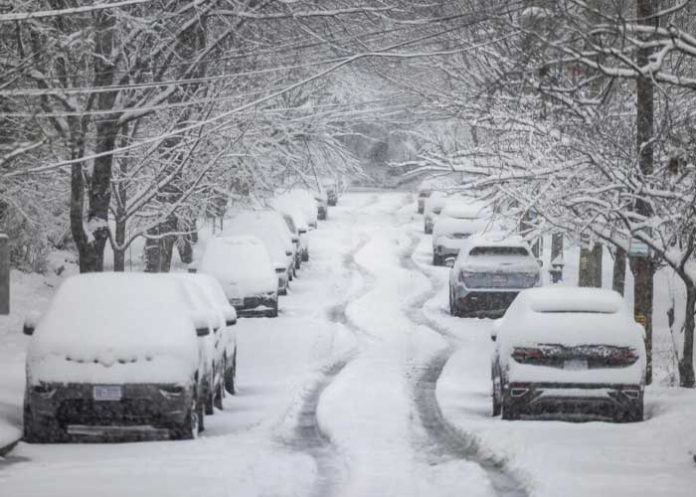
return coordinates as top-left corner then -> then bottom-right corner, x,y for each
497,287 -> 644,350
225,211 -> 291,265
520,287 -> 625,314
441,201 -> 488,220
463,232 -> 530,250
199,236 -> 276,291
28,273 -> 199,370
433,216 -> 488,236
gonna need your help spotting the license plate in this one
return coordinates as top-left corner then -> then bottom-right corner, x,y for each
93,385 -> 122,401
564,359 -> 588,371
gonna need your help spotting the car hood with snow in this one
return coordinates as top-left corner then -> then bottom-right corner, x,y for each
26,273 -> 200,385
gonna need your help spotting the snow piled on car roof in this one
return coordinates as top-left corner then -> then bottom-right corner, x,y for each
27,273 -> 199,384
523,287 -> 624,314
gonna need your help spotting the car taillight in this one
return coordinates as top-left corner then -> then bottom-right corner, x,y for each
511,347 -> 545,364
159,385 -> 185,399
607,348 -> 639,366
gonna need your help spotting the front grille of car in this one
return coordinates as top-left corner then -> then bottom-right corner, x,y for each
511,345 -> 640,368
56,399 -> 165,426
464,272 -> 538,289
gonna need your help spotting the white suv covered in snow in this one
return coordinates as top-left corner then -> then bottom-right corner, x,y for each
226,210 -> 295,294
491,287 -> 647,422
448,234 -> 541,317
423,191 -> 448,234
432,202 -> 488,266
22,273 -> 208,442
199,236 -> 279,317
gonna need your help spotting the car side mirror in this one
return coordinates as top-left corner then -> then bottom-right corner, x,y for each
23,310 -> 41,336
191,312 -> 210,337
490,329 -> 497,342
285,250 -> 293,256
224,307 -> 237,326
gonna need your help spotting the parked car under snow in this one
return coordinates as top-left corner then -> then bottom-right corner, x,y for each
423,191 -> 448,234
431,203 -> 488,266
22,273 -> 208,442
448,234 -> 541,317
491,287 -> 647,422
199,236 -> 279,317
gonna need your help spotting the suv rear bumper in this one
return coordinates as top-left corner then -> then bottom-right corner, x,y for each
504,382 -> 643,417
453,287 -> 519,317
25,383 -> 193,440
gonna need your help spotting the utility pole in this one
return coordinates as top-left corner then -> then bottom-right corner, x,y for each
631,0 -> 657,384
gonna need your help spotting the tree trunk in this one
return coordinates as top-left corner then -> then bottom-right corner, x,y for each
144,215 -> 177,273
631,0 -> 657,384
612,247 -> 627,295
678,284 -> 696,388
579,243 -> 602,287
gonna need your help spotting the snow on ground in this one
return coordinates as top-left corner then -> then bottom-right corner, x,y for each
0,191 -> 695,497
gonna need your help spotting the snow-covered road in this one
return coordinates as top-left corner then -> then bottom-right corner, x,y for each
1,192 -> 695,497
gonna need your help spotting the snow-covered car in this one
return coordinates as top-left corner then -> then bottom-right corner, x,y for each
170,273 -> 237,413
314,188 -> 329,220
417,185 -> 432,214
271,198 -> 311,262
226,211 -> 295,294
279,211 -> 302,270
191,274 -> 238,394
320,177 -> 339,206
491,287 -> 647,422
199,236 -> 279,317
284,189 -> 318,229
22,273 -> 208,442
431,203 -> 488,266
423,191 -> 448,234
448,234 -> 541,317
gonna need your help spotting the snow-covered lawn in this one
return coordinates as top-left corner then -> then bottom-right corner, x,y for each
0,192 -> 695,497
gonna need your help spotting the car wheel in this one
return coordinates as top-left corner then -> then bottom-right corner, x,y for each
491,368 -> 502,416
23,404 -> 61,443
266,300 -> 279,318
616,400 -> 644,423
425,225 -> 432,235
213,380 -> 224,411
433,254 -> 442,266
301,250 -> 309,262
204,379 -> 214,416
501,390 -> 520,421
224,351 -> 237,395
171,391 -> 201,440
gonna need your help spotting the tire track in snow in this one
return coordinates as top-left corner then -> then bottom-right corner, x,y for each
282,193 -> 388,497
398,231 -> 528,497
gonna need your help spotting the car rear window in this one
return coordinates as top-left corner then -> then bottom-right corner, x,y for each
469,246 -> 529,257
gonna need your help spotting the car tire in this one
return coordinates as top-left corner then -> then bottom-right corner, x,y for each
616,400 -> 644,423
279,287 -> 287,296
501,390 -> 520,421
266,300 -> 279,318
302,250 -> 309,262
204,379 -> 214,416
425,225 -> 432,235
224,351 -> 237,395
23,404 -> 62,443
171,390 -> 202,440
433,254 -> 442,266
491,367 -> 502,416
213,380 -> 224,411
